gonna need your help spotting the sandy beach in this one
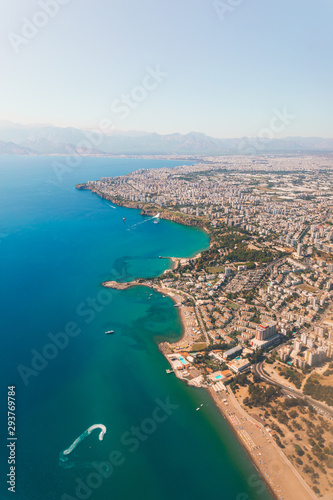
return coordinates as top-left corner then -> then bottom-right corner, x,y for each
101,280 -> 316,500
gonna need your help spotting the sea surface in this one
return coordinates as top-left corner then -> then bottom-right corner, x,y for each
0,156 -> 273,500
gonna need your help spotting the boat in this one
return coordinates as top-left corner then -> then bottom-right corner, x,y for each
105,330 -> 115,335
166,369 -> 173,374
196,407 -> 200,411
122,217 -> 126,221
154,220 -> 159,224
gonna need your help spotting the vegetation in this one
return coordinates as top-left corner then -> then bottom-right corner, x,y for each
277,365 -> 303,389
221,244 -> 277,265
243,382 -> 281,407
304,375 -> 333,406
230,373 -> 248,391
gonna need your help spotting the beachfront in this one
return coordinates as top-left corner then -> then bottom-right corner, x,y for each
155,286 -> 317,500
102,279 -> 316,500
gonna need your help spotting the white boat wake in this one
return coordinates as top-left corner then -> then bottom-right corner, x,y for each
128,213 -> 160,229
59,424 -> 107,466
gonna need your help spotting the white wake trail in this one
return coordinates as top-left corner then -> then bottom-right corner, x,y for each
129,214 -> 160,229
59,424 -> 107,464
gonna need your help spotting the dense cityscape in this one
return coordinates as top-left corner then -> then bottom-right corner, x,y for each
80,153 -> 333,499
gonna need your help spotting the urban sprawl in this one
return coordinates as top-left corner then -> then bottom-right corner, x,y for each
78,154 -> 333,499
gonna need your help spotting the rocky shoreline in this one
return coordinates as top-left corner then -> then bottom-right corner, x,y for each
102,280 -> 137,290
76,183 -> 207,229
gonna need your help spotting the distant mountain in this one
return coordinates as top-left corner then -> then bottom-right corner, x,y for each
0,140 -> 36,155
0,121 -> 332,155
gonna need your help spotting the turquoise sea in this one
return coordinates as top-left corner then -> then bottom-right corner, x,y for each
0,156 -> 273,500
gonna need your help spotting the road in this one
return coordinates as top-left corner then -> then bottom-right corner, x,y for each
254,360 -> 333,420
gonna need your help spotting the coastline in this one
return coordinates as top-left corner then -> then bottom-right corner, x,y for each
88,183 -> 315,500
207,386 -> 278,500
76,183 -> 209,229
102,278 -> 316,500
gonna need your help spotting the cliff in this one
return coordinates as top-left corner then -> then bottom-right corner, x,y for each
76,183 -> 209,229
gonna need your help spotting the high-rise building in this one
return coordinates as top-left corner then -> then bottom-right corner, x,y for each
294,340 -> 303,353
255,322 -> 277,341
300,332 -> 308,343
305,348 -> 326,367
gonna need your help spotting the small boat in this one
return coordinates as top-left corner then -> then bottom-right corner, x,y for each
166,369 -> 173,374
122,217 -> 126,221
105,330 -> 115,335
196,407 -> 200,411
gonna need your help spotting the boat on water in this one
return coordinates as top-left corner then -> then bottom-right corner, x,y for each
166,369 -> 173,374
122,217 -> 126,221
105,330 -> 115,335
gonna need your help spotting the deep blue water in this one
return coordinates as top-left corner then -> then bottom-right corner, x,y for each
0,156 -> 273,500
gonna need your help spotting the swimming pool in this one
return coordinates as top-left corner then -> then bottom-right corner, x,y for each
178,356 -> 187,365
215,375 -> 222,380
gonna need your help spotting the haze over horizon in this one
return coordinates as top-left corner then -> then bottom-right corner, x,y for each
1,0 -> 333,139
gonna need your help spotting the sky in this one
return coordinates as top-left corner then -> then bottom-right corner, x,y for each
0,0 -> 332,138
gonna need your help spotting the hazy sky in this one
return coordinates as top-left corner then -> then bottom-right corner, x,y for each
1,0 -> 332,137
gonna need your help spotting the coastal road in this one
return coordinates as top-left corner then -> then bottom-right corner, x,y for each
194,305 -> 210,345
254,360 -> 333,420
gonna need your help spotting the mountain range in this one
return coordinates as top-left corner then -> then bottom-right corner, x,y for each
0,121 -> 332,156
